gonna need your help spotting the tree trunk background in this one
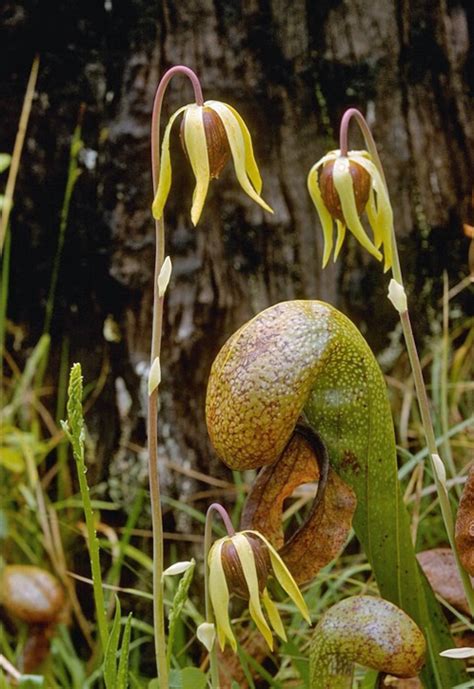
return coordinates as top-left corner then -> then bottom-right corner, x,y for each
2,1 -> 473,521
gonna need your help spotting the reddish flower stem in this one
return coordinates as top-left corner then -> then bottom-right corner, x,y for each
203,503 -> 235,688
148,65 -> 203,689
338,106 -> 474,616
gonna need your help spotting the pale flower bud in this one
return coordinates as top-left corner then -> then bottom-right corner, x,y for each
387,278 -> 408,313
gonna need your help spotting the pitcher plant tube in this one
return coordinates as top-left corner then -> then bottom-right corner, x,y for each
205,300 -> 468,687
309,596 -> 426,688
307,107 -> 474,617
148,65 -> 273,688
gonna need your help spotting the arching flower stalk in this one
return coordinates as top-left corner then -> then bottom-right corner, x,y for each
306,107 -> 474,616
148,66 -> 272,689
201,504 -> 309,688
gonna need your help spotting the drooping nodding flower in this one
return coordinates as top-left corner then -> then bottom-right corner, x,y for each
152,101 -> 273,226
307,149 -> 393,271
208,529 -> 310,652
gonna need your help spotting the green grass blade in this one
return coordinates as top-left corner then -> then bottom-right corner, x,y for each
1,334 -> 50,422
104,597 -> 121,688
117,614 -> 133,689
62,362 -> 108,653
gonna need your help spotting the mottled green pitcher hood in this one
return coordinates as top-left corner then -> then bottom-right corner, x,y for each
206,300 -> 467,688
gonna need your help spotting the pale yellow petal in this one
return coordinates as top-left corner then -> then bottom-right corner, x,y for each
183,104 -> 211,226
334,220 -> 346,261
365,187 -> 382,248
262,588 -> 287,642
245,530 -> 311,624
332,157 -> 382,261
208,100 -> 262,194
249,599 -> 273,650
307,165 -> 334,268
314,150 -> 340,169
208,539 -> 237,651
205,101 -> 273,214
232,534 -> 273,650
350,153 -> 393,271
152,105 -> 189,220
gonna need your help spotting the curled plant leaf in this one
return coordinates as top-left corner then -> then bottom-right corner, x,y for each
417,548 -> 473,616
309,596 -> 426,689
206,300 -> 466,687
240,425 -> 356,583
455,463 -> 474,576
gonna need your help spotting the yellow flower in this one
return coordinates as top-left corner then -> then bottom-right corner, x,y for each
307,149 -> 393,271
208,530 -> 310,652
152,101 -> 273,226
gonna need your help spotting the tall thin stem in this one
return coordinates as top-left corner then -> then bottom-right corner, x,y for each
0,55 -> 40,253
204,504 -> 236,688
339,108 -> 474,616
148,65 -> 203,688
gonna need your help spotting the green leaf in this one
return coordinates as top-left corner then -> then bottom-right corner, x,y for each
116,614 -> 133,689
0,509 -> 8,539
1,335 -> 50,422
166,559 -> 195,664
150,668 -> 207,689
0,154 -> 11,173
360,670 -> 380,688
104,597 -> 122,688
18,677 -> 45,688
0,447 -> 25,472
180,668 -> 207,689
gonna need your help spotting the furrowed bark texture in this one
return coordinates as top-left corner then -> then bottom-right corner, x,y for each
2,0 -> 473,509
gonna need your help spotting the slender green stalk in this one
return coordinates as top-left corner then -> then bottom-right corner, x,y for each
440,271 -> 458,489
148,65 -> 203,689
0,225 -> 11,389
34,108 -> 83,393
340,109 -> 474,616
398,308 -> 474,614
43,108 -> 84,337
0,55 -> 40,253
1,56 -> 39,395
63,363 -> 109,653
204,504 -> 235,688
56,336 -> 72,500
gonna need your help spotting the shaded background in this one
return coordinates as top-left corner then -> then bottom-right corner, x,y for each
2,0 -> 473,515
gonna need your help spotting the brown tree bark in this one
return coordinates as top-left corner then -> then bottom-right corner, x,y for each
2,0 -> 473,511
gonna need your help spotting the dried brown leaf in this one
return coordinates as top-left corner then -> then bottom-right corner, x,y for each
455,463 -> 474,576
216,628 -> 269,689
417,548 -> 473,615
